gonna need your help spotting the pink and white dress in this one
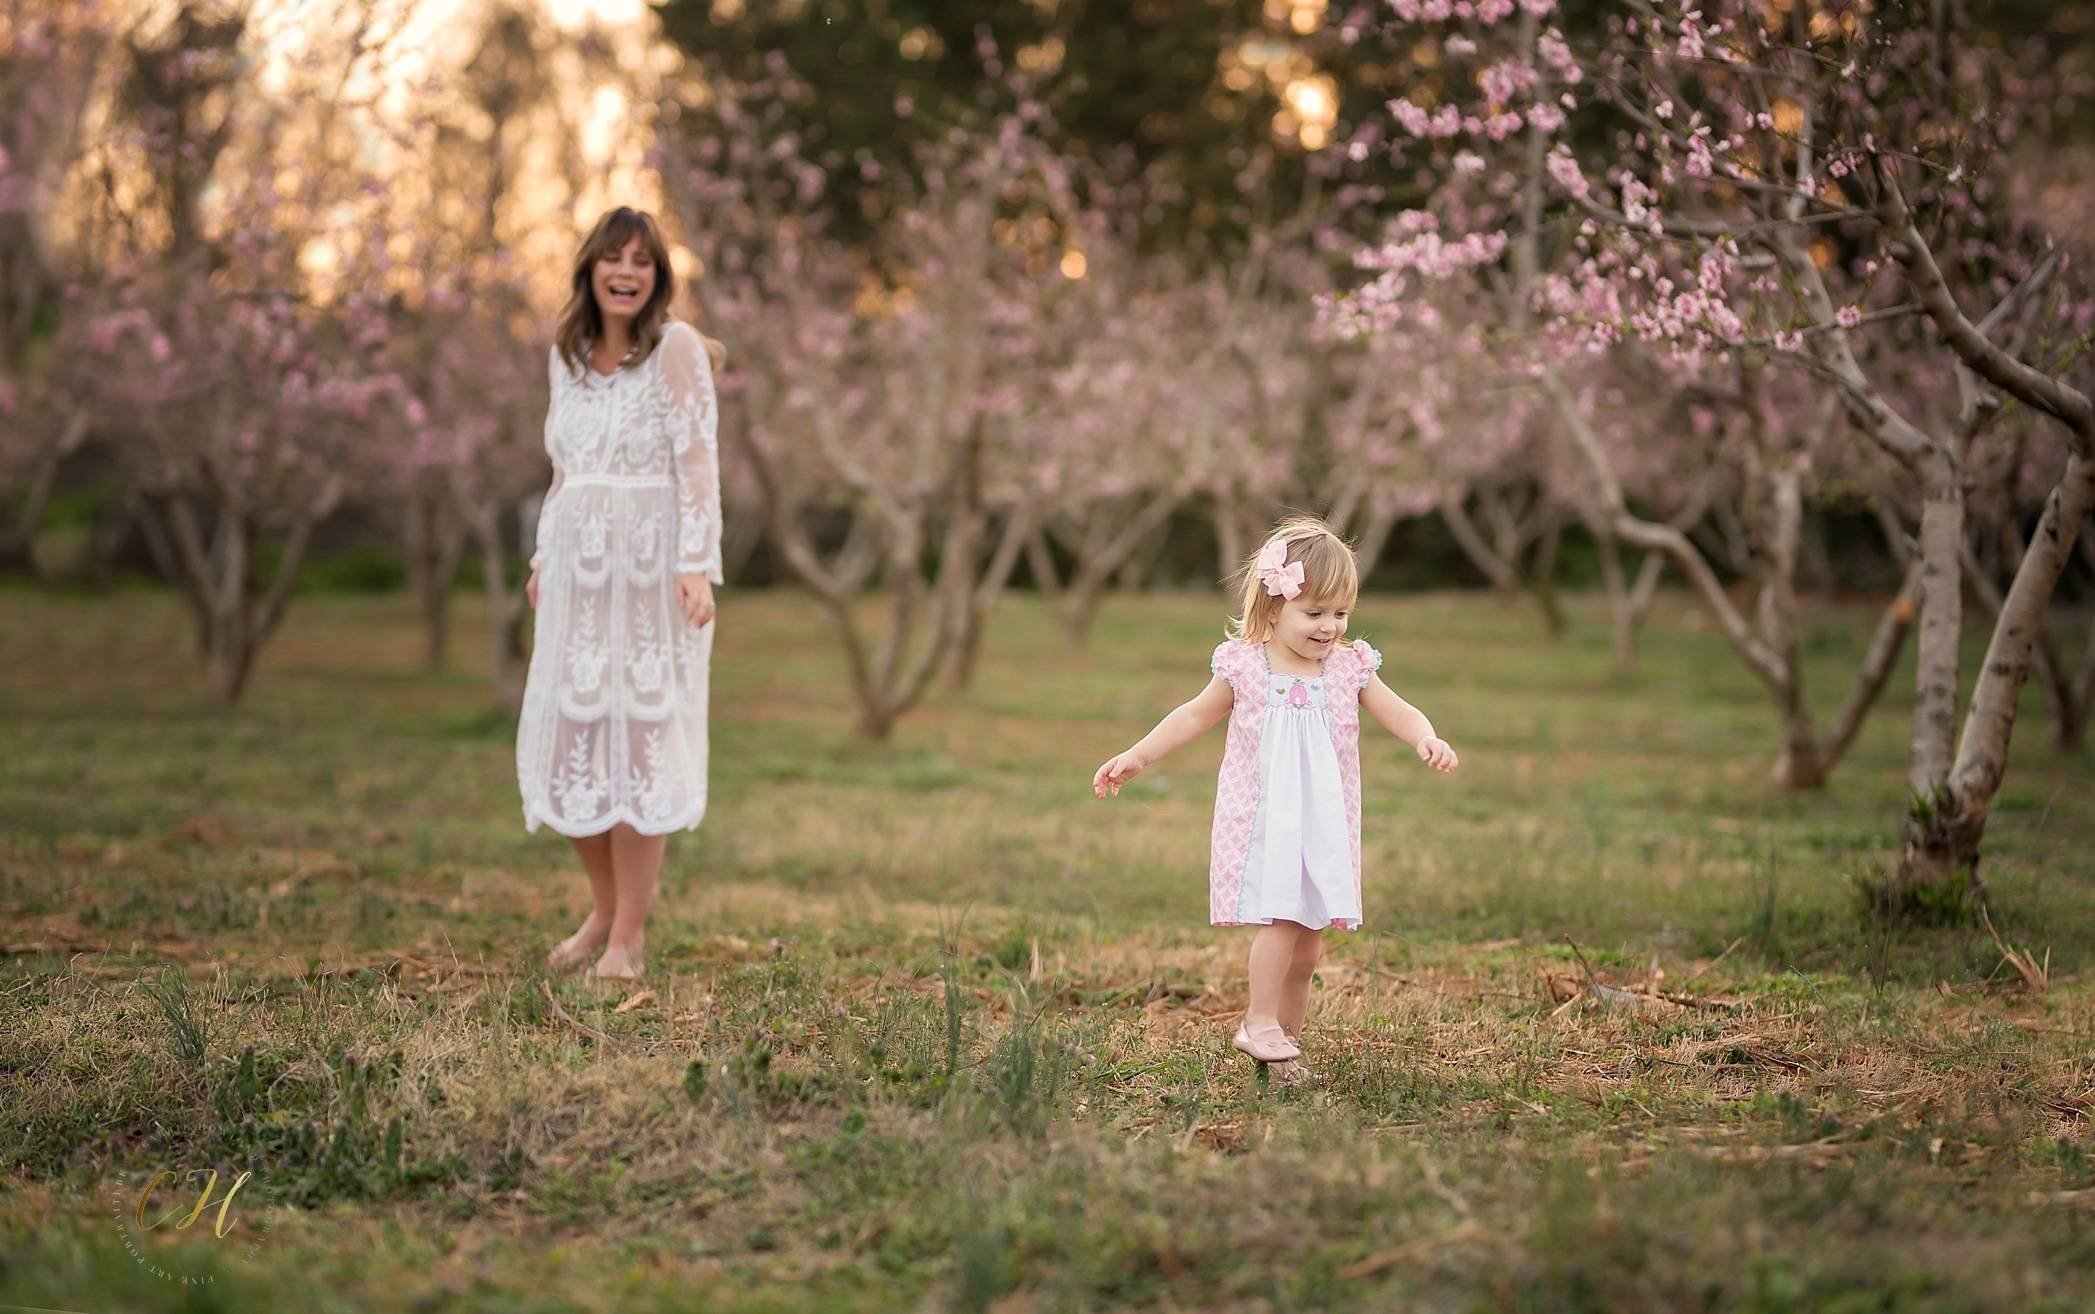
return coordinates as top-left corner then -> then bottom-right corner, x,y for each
1208,638 -> 1383,930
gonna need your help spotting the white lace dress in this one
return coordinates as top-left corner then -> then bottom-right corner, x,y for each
516,321 -> 722,837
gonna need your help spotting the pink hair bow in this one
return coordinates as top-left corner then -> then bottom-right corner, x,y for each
1257,539 -> 1304,599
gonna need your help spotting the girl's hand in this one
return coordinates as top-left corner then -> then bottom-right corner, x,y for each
1093,752 -> 1146,797
677,573 -> 716,628
526,568 -> 540,610
1416,736 -> 1459,773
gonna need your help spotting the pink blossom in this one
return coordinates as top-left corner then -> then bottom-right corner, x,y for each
1546,145 -> 1590,198
1537,30 -> 1583,81
1482,112 -> 1524,140
1677,12 -> 1706,60
1477,59 -> 1538,103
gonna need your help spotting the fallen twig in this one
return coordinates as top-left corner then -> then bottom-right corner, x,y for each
1699,1136 -> 1848,1165
543,980 -> 615,1044
1688,936 -> 1747,981
1979,905 -> 2050,994
1337,1221 -> 1485,1279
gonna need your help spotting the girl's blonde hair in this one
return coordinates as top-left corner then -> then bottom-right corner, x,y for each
1228,516 -> 1360,643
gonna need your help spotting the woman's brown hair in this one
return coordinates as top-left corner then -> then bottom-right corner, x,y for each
554,208 -> 680,375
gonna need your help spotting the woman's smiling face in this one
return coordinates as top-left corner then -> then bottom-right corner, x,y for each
591,235 -> 656,326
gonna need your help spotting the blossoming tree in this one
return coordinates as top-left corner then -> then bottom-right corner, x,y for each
664,60 -> 1074,735
65,4 -> 415,702
0,0 -> 122,574
1345,0 -> 2094,897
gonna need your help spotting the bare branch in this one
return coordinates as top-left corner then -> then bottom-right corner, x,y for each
1872,159 -> 2095,454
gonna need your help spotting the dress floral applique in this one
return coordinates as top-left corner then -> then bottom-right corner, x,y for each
1206,637 -> 1384,930
515,322 -> 723,837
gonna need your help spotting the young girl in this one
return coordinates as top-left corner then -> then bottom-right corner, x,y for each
517,207 -> 726,982
1093,517 -> 1458,1069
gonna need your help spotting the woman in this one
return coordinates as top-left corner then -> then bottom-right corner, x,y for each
518,207 -> 723,981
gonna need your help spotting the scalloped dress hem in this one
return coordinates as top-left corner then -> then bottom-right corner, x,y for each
523,802 -> 708,839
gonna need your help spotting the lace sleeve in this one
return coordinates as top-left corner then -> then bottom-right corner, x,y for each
660,324 -> 723,583
531,346 -> 568,573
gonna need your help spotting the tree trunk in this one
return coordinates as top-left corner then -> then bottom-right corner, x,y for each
2066,524 -> 2095,750
142,474 -> 342,705
1888,455 -> 2095,910
1528,508 -> 1565,636
1353,502 -> 1403,588
1590,511 -> 1632,668
0,411 -> 90,578
720,502 -> 765,585
1114,513 -> 1172,592
1758,468 -> 1820,788
1906,470 -> 1966,794
931,420 -> 992,693
1615,551 -> 1666,672
402,480 -> 468,670
1586,501 -> 1672,673
1026,524 -> 1065,604
941,506 -> 1032,692
737,431 -> 962,740
1438,492 -> 1520,592
1048,490 -> 1181,649
1961,543 -> 2089,754
457,485 -> 529,717
1812,561 -> 1923,777
1541,365 -> 1909,791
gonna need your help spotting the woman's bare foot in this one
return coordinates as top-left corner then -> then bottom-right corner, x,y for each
590,939 -> 645,981
548,914 -> 612,969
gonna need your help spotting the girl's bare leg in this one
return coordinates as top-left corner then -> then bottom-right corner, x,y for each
1277,926 -> 1325,1039
549,831 -> 619,968
594,824 -> 666,979
1243,921 -> 1307,1042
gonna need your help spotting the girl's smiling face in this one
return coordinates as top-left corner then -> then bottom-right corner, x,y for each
1270,592 -> 1350,668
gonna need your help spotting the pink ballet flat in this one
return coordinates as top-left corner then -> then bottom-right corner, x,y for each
1232,1023 -> 1301,1064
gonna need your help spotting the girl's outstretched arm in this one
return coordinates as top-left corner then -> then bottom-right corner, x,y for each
1093,675 -> 1235,797
1360,674 -> 1459,773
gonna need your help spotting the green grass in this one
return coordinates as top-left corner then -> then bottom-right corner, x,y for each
2,586 -> 2092,1312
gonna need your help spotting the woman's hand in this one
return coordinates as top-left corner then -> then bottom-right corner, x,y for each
1415,736 -> 1459,773
676,573 -> 716,628
1093,751 -> 1147,797
526,568 -> 540,610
